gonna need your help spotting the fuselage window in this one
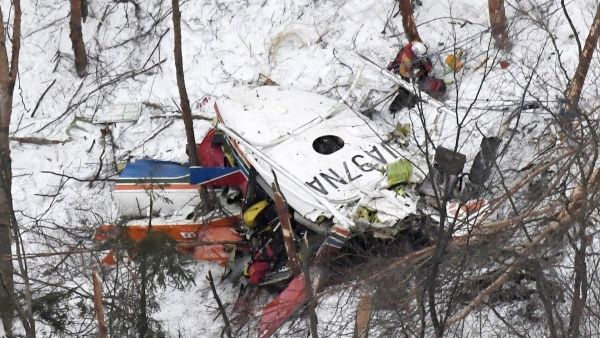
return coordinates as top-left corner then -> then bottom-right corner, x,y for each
312,135 -> 344,155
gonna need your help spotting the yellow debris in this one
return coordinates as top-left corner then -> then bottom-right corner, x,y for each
243,200 -> 269,228
445,53 -> 464,72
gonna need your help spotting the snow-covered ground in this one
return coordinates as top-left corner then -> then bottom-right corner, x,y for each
4,0 -> 596,336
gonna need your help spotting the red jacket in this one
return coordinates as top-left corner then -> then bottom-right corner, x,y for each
248,260 -> 271,285
247,243 -> 276,285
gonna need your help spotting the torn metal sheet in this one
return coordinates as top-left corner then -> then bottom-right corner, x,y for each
92,103 -> 143,124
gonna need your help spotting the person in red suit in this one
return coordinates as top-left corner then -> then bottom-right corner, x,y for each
387,41 -> 433,80
388,41 -> 446,112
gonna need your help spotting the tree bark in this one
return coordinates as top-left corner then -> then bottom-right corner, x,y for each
568,223 -> 589,338
398,0 -> 421,42
207,271 -> 233,338
488,0 -> 509,50
272,181 -> 301,276
137,199 -> 152,338
301,256 -> 319,338
171,0 -> 214,213
69,0 -> 88,77
92,271 -> 108,338
171,0 -> 199,166
354,291 -> 373,338
0,136 -> 14,336
0,1 -> 21,335
564,4 -> 600,114
533,265 -> 558,338
81,0 -> 88,22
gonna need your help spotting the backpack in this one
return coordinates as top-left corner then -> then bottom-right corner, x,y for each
419,76 -> 446,98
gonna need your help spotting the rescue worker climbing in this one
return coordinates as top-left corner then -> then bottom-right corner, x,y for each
387,41 -> 433,80
388,41 -> 446,112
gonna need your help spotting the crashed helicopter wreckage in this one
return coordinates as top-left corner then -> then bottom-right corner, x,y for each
95,79 -> 501,337
214,85 -> 433,236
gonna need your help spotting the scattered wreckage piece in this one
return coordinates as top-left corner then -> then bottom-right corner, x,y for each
94,216 -> 243,267
92,103 -> 143,124
418,146 -> 466,200
446,199 -> 490,225
359,52 -> 515,208
115,158 -> 245,217
115,128 -> 247,217
258,272 -> 310,338
102,144 -> 248,267
114,159 -> 201,217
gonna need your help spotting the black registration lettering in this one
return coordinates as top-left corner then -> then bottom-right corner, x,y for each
306,176 -> 328,195
380,142 -> 399,159
365,145 -> 387,164
352,154 -> 375,172
343,161 -> 362,182
320,169 -> 347,189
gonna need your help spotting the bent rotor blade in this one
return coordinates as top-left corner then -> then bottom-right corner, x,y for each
258,273 -> 308,338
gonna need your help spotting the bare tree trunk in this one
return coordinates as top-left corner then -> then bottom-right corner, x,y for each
534,265 -> 558,338
69,0 -> 87,78
81,0 -> 88,22
92,271 -> 108,338
137,252 -> 149,338
171,0 -> 199,166
354,291 -> 373,338
137,199 -> 152,338
207,270 -> 232,338
0,147 -> 14,336
0,2 -> 20,335
426,243 -> 445,337
398,0 -> 421,42
564,4 -> 600,114
488,0 -> 509,50
272,180 -> 301,276
568,222 -> 589,338
300,240 -> 319,338
171,0 -> 214,213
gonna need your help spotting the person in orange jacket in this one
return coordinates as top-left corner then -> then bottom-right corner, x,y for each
387,41 -> 433,80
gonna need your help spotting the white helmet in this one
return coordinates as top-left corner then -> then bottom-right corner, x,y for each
411,41 -> 427,57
